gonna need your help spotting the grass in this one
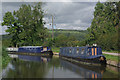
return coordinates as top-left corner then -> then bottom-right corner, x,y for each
2,55 -> 11,69
103,50 -> 120,53
52,47 -> 60,53
48,29 -> 88,34
2,46 -> 11,69
103,54 -> 119,62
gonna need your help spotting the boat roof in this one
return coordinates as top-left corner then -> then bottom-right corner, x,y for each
60,46 -> 100,49
19,46 -> 43,48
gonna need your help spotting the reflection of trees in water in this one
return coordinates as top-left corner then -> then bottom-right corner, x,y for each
5,56 -> 61,78
3,56 -> 119,78
5,59 -> 49,78
48,57 -> 60,68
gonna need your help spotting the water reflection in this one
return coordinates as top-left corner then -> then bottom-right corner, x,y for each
2,54 -> 119,78
60,59 -> 106,78
18,55 -> 51,62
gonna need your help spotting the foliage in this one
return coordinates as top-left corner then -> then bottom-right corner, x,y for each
53,34 -> 79,47
1,29 -> 88,48
86,2 -> 120,51
2,46 -> 11,68
47,29 -> 88,47
52,47 -> 60,53
49,29 -> 88,41
2,2 -> 47,47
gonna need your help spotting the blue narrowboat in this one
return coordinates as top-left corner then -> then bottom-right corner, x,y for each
17,46 -> 53,56
59,46 -> 106,64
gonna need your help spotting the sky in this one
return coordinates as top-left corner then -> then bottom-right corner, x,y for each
0,0 -> 110,35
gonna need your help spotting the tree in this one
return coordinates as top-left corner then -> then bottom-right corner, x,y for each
86,2 -> 119,51
2,12 -> 21,47
2,2 -> 48,47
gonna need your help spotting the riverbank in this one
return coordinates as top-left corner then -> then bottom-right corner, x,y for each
103,50 -> 120,53
2,47 -> 11,69
52,47 -> 60,53
103,54 -> 119,67
102,51 -> 119,67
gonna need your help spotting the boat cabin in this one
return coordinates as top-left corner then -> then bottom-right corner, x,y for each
60,46 -> 102,56
18,46 -> 51,53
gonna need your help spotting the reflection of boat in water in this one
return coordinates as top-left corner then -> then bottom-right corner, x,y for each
3,55 -> 52,78
18,55 -> 52,62
60,59 -> 106,78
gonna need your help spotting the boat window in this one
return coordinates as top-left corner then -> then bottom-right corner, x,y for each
88,48 -> 90,52
81,48 -> 84,54
69,49 -> 72,53
77,48 -> 79,53
87,48 -> 90,55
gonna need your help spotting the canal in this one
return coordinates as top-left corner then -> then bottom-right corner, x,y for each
2,54 -> 119,79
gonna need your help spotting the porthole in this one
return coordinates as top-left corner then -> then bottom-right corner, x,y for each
87,49 -> 90,55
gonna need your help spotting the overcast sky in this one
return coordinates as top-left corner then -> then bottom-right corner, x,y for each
0,1 -> 98,35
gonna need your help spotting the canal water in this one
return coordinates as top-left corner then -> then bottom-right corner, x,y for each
2,54 -> 119,79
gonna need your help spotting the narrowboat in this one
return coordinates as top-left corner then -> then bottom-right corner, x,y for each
6,47 -> 18,52
11,46 -> 53,56
59,45 -> 106,64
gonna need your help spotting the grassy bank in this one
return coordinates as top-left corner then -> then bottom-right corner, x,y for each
103,54 -> 118,62
52,47 -> 60,53
103,50 -> 120,53
2,46 -> 11,69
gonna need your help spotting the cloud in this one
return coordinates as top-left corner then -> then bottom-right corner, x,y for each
1,2 -> 97,35
0,21 -> 8,35
1,0 -> 109,2
43,2 -> 96,30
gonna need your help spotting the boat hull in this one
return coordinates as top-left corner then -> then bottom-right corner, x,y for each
59,55 -> 106,64
8,51 -> 53,57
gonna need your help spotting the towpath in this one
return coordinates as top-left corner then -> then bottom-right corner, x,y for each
53,52 -> 120,56
103,52 -> 120,56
